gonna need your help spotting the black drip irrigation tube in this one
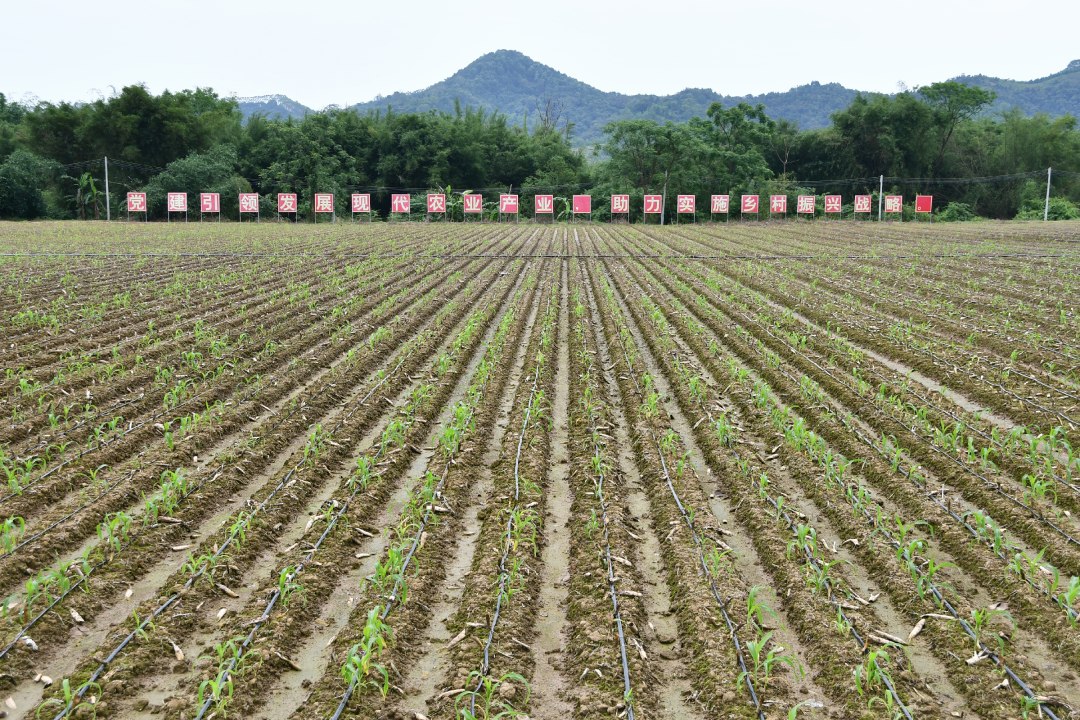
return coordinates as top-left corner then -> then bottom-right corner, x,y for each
45,314 -> 423,720
672,258 -> 1080,582
693,308 -> 1070,717
574,261 -> 638,719
716,292 -> 1080,616
470,277 -> 566,716
0,466 -> 220,662
586,259 -> 766,720
327,262 -> 530,720
614,263 -> 914,717
831,296 -> 1080,431
858,362 -> 1080,500
201,264 -> 521,720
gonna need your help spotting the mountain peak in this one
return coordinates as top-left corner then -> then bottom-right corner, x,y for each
236,54 -> 1080,142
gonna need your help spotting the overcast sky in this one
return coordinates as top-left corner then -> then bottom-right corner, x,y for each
4,0 -> 1077,110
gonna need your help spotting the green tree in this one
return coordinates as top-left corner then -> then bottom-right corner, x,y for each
918,81 -> 996,172
0,150 -> 57,219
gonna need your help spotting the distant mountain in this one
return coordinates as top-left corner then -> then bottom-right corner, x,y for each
953,60 -> 1080,118
346,50 -> 857,144
238,53 -> 1080,144
236,94 -> 313,121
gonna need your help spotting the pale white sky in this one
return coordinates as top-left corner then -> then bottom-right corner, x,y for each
3,0 -> 1077,110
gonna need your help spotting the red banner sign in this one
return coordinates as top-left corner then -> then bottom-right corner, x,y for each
167,192 -> 187,212
391,194 -> 410,213
314,193 -> 334,213
770,195 -> 787,213
915,195 -> 933,213
644,195 -> 663,214
239,193 -> 259,213
500,194 -> 518,213
853,195 -> 872,213
797,196 -> 815,214
200,193 -> 219,212
677,195 -> 695,213
573,195 -> 591,214
711,195 -> 730,213
463,194 -> 483,214
885,196 -> 903,214
824,195 -> 842,213
427,194 -> 446,213
741,195 -> 759,213
534,195 -> 553,214
611,194 -> 630,214
351,193 -> 370,213
127,193 -> 146,212
278,193 -> 298,213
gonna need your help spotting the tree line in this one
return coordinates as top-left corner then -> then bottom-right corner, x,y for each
1,81 -> 1078,221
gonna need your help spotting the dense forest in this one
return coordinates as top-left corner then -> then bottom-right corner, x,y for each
1,79 -> 1078,221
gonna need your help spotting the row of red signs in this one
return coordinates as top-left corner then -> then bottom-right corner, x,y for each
129,192 -> 933,215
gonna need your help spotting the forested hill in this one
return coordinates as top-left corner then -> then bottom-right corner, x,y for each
346,50 -> 857,143
953,60 -> 1080,118
236,52 -> 1080,145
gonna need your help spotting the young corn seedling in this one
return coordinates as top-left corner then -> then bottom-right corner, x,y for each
454,671 -> 530,719
278,566 -> 305,609
36,678 -> 102,719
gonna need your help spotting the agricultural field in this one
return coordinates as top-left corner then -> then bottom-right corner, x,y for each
0,220 -> 1078,720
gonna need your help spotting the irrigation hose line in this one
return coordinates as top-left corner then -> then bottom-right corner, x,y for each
0,466 -> 222,661
575,257 -> 649,720
676,258 -> 1080,554
663,262 -> 1066,715
694,275 -> 1080,621
709,285 -> 1080,622
815,268 -> 1080,392
584,252 -> 767,720
468,274 -> 593,717
863,365 -> 1080,498
45,306 -> 421,719
617,257 -> 920,716
330,259 -> 533,720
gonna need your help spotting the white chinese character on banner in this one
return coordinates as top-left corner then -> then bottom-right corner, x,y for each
644,195 -> 662,213
535,195 -> 553,213
853,195 -> 871,213
240,194 -> 259,212
128,194 -> 146,211
611,195 -> 629,213
885,196 -> 903,213
825,196 -> 842,213
711,195 -> 729,213
168,193 -> 186,212
428,194 -> 446,213
677,195 -> 695,213
392,194 -> 410,213
771,195 -> 786,212
797,196 -> 815,213
315,194 -> 333,212
279,194 -> 297,212
464,194 -> 482,213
